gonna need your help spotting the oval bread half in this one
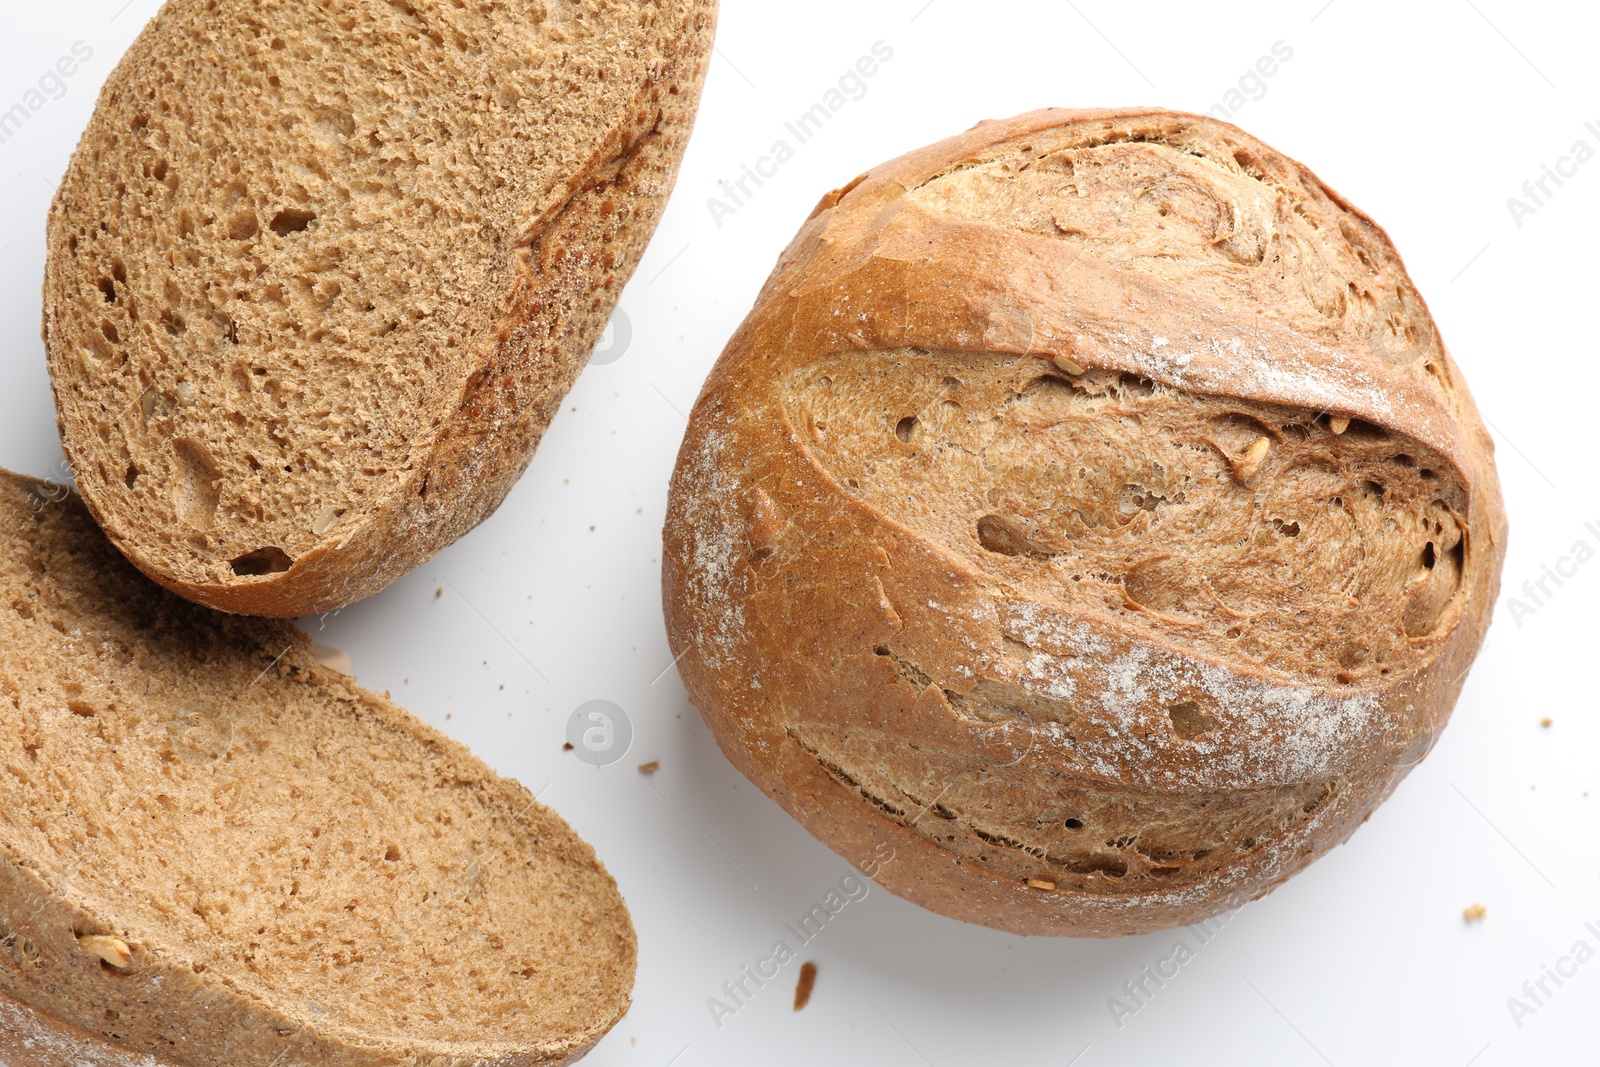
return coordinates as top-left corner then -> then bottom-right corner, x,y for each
45,0 -> 716,616
0,469 -> 635,1064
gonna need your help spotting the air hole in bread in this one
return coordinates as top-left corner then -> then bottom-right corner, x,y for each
3,935 -> 43,972
270,208 -> 317,235
1064,818 -> 1084,830
1340,418 -> 1387,440
1118,484 -> 1172,516
976,513 -> 1035,556
1168,701 -> 1218,741
893,416 -> 920,443
230,547 -> 293,577
98,278 -> 117,303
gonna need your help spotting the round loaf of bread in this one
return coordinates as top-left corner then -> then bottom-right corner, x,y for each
45,0 -> 715,617
663,108 -> 1507,937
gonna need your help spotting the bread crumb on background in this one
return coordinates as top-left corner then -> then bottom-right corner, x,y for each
638,761 -> 660,774
1463,902 -> 1487,923
1541,717 -> 1553,727
793,962 -> 818,1010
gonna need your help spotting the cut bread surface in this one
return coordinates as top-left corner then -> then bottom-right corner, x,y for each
0,471 -> 635,1065
46,0 -> 715,616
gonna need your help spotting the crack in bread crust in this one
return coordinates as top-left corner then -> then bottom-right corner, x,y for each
902,119 -> 1441,368
787,722 -> 1338,894
784,349 -> 1470,687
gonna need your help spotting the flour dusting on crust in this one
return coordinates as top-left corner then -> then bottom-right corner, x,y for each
679,425 -> 746,670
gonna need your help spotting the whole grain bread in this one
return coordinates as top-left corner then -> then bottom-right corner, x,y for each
0,469 -> 636,1064
662,108 -> 1508,937
45,0 -> 716,617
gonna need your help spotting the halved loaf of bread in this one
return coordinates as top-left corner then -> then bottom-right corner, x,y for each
0,469 -> 635,1064
663,108 -> 1508,937
45,0 -> 716,617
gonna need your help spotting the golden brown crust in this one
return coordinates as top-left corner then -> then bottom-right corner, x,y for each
44,0 -> 717,617
663,108 -> 1507,937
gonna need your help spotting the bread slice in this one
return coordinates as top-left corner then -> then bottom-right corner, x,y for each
663,108 -> 1508,936
0,469 -> 635,1064
44,0 -> 716,617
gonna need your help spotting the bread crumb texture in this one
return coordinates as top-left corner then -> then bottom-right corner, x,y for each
0,473 -> 635,1064
45,0 -> 716,616
663,109 -> 1508,937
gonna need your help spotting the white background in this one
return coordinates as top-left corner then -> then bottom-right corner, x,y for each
2,2 -> 1596,1064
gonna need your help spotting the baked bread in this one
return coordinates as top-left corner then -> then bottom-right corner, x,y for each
662,108 -> 1507,937
0,469 -> 635,1063
44,0 -> 716,617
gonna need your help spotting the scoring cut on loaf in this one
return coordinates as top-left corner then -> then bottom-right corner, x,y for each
45,0 -> 716,617
663,108 -> 1508,937
0,469 -> 635,1065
